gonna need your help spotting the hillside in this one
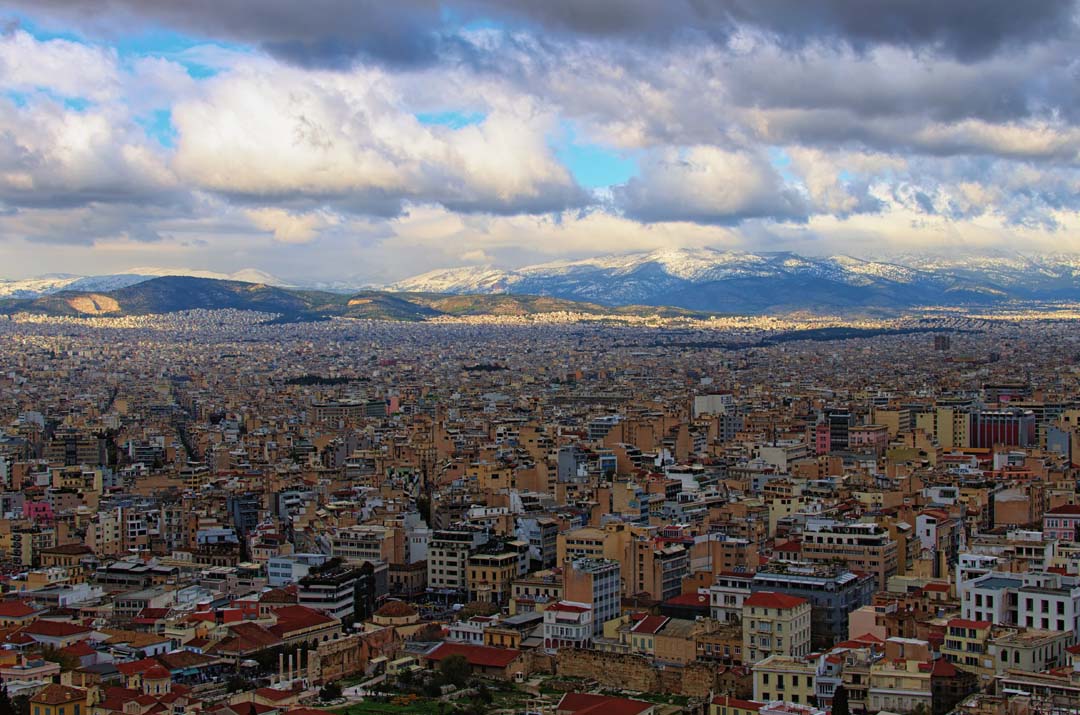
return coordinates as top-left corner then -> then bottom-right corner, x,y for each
389,247 -> 1080,312
0,276 -> 708,322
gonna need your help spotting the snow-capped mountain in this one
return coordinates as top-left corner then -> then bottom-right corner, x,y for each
389,247 -> 1080,312
0,268 -> 289,299
122,267 -> 290,285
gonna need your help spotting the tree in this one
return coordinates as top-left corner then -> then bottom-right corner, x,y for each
0,686 -> 16,715
458,601 -> 499,619
474,683 -> 493,704
831,685 -> 849,715
416,496 -> 432,525
39,646 -> 78,672
438,654 -> 470,688
319,682 -> 343,701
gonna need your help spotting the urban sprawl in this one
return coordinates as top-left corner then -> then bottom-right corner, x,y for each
0,310 -> 1078,715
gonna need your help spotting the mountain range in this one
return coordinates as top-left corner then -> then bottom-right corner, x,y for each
5,248 -> 1080,316
0,276 -> 705,322
390,248 -> 1080,312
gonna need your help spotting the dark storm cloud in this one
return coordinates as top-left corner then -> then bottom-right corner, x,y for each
11,0 -> 1078,66
11,0 -> 447,67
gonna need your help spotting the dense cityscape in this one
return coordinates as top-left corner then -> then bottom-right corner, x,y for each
0,305 -> 1073,715
8,1 -> 1080,715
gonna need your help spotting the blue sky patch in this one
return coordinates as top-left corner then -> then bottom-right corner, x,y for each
416,110 -> 486,129
553,122 -> 638,189
137,109 -> 178,148
768,147 -> 798,183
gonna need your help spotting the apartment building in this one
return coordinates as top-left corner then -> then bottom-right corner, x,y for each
753,655 -> 817,706
742,591 -> 812,665
800,521 -> 898,590
428,529 -> 484,593
543,601 -> 593,651
564,557 -> 621,635
330,524 -> 402,564
753,562 -> 875,649
468,550 -> 520,603
709,572 -> 754,624
629,541 -> 689,601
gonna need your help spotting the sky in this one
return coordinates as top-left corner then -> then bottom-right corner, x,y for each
3,0 -> 1080,283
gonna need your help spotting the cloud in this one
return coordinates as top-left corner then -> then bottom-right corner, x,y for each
614,147 -> 807,224
0,29 -> 119,101
11,0 -> 1076,66
245,207 -> 334,243
0,96 -> 177,210
5,2 -> 1080,280
170,61 -> 586,215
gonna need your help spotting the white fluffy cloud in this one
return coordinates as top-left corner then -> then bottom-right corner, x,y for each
6,7 -> 1080,280
615,146 -> 806,224
0,30 -> 119,101
245,207 -> 335,243
170,62 -> 585,215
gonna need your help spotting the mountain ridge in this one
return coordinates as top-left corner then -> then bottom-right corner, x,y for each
8,248 -> 1080,315
0,276 -> 712,322
389,248 -> 1080,311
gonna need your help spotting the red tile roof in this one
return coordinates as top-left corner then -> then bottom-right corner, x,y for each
947,618 -> 992,630
630,615 -> 669,635
255,688 -> 299,702
932,658 -> 958,677
0,601 -> 40,618
663,593 -> 709,608
425,642 -> 522,669
1047,505 -> 1080,515
62,641 -> 97,657
744,592 -> 808,610
31,685 -> 86,705
23,620 -> 91,637
116,657 -> 162,676
709,697 -> 762,712
548,602 -> 591,614
268,605 -> 337,637
211,622 -> 283,654
144,665 -> 171,680
558,694 -> 652,715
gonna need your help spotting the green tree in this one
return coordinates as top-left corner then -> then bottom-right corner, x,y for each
474,683 -> 493,704
319,682 -> 342,701
416,496 -> 432,525
438,654 -> 470,688
831,685 -> 849,715
39,646 -> 78,672
0,686 -> 17,715
458,601 -> 499,619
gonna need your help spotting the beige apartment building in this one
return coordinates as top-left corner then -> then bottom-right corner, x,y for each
742,591 -> 811,665
800,522 -> 899,590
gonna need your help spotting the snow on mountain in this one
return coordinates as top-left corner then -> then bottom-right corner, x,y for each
388,266 -> 522,294
0,267 -> 290,300
388,248 -> 1080,312
123,267 -> 290,285
391,249 -> 926,295
0,275 -> 85,299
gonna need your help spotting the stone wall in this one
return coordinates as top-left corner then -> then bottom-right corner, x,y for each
554,649 -> 719,697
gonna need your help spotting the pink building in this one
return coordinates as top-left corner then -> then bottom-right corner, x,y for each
814,422 -> 831,455
1043,504 -> 1080,541
23,501 -> 54,524
849,425 -> 890,456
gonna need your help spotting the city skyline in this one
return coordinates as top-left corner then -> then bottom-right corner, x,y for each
3,2 -> 1080,283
